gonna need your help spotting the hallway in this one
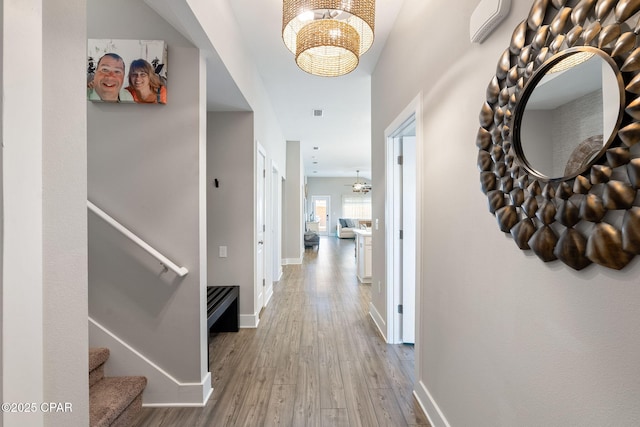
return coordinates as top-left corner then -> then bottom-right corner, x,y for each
133,236 -> 429,426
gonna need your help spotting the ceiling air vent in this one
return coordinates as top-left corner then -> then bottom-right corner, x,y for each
313,109 -> 323,117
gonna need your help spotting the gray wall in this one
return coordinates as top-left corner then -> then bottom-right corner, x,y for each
88,0 -> 206,383
43,0 -> 89,424
207,112 -> 255,318
306,177 -> 370,236
372,0 -> 640,425
284,141 -> 304,263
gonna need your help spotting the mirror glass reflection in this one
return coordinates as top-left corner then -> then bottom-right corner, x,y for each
517,49 -> 622,180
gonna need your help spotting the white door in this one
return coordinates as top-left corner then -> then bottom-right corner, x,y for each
311,195 -> 330,236
257,148 -> 266,312
401,136 -> 417,344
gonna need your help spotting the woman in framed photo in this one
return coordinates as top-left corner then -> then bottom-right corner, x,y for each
125,58 -> 167,104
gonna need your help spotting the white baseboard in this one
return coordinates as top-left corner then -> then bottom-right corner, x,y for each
240,313 -> 259,328
283,257 -> 302,265
368,302 -> 387,342
89,317 -> 212,406
276,267 -> 283,281
264,285 -> 274,307
414,380 -> 451,427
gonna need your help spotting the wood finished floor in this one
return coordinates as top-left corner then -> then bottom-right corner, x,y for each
133,236 -> 429,427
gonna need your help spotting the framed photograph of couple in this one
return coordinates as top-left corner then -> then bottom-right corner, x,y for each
87,39 -> 168,104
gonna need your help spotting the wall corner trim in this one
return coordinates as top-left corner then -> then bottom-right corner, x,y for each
240,313 -> 260,328
368,302 -> 387,342
414,380 -> 452,427
89,317 -> 211,406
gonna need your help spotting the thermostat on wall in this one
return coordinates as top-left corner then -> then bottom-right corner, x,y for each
470,0 -> 511,43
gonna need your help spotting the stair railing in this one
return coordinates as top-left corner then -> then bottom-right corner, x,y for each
87,200 -> 189,277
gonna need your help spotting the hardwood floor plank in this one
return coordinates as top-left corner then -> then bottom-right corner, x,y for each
352,332 -> 392,390
339,360 -> 380,427
319,362 -> 346,409
292,356 -> 322,427
369,387 -> 409,427
133,237 -> 428,427
273,349 -> 299,385
264,384 -> 296,427
393,343 -> 415,361
369,338 -> 415,391
321,408 -> 350,427
234,367 -> 276,427
392,387 -> 432,427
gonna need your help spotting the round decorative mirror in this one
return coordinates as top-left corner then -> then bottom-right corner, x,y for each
477,0 -> 640,270
514,47 -> 624,180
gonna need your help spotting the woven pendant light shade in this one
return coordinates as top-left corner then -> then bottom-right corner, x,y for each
296,20 -> 360,77
282,0 -> 375,77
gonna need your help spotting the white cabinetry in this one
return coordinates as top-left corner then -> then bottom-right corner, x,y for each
306,221 -> 319,232
354,229 -> 372,283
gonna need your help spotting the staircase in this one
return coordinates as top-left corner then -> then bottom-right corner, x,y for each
89,347 -> 147,427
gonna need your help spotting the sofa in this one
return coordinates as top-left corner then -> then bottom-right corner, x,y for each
337,218 -> 371,238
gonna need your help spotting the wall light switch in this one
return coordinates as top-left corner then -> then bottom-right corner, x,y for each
219,246 -> 228,258
375,218 -> 379,230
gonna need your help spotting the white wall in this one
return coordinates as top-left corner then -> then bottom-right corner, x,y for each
207,112 -> 256,325
306,177 -> 370,236
3,1 -> 89,426
186,0 -> 286,174
87,0 -> 209,404
372,0 -> 640,425
552,89 -> 603,177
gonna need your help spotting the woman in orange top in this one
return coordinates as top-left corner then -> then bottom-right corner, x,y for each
125,59 -> 167,104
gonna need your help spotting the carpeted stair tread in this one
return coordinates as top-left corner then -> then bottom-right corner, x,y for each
90,376 -> 147,427
89,347 -> 110,372
107,394 -> 143,427
89,347 -> 110,388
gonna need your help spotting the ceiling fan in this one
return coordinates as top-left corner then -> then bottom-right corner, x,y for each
301,9 -> 351,21
348,170 -> 372,194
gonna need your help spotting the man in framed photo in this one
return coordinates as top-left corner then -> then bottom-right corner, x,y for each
87,53 -> 134,102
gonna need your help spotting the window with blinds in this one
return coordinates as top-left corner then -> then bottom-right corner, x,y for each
342,195 -> 372,219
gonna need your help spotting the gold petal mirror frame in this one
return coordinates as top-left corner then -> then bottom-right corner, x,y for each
477,0 -> 640,270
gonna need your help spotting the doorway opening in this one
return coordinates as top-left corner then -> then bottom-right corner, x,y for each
311,195 -> 331,236
385,95 -> 422,345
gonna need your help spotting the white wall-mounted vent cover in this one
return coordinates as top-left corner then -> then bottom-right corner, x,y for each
470,0 -> 511,43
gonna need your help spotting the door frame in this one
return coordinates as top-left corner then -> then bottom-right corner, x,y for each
384,94 -> 423,346
256,143 -> 267,314
271,161 -> 283,283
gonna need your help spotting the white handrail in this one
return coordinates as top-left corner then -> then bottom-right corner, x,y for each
87,200 -> 189,277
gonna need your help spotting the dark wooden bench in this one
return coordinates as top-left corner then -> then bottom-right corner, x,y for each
207,286 -> 239,333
